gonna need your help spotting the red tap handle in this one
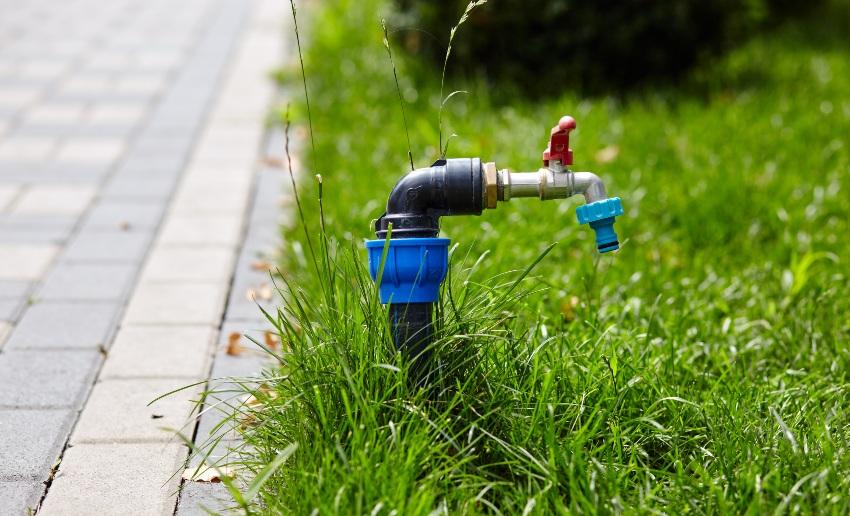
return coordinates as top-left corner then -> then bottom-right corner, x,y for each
542,115 -> 576,166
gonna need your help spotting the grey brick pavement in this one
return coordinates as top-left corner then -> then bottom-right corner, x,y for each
0,0 -> 286,512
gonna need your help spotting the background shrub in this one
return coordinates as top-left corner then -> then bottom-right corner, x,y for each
392,0 -> 821,96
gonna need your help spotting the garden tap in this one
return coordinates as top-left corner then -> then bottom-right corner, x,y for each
486,116 -> 623,252
366,115 -> 624,380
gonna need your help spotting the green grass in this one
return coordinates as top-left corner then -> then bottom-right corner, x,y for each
211,0 -> 850,512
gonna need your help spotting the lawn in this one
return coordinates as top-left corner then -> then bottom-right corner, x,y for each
222,0 -> 850,512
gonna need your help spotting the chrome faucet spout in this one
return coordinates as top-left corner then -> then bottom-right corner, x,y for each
572,171 -> 607,203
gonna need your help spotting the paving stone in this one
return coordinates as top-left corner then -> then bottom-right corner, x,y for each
37,162 -> 114,181
12,185 -> 97,215
72,123 -> 137,139
249,168 -> 288,226
0,184 -> 21,209
20,60 -> 67,81
158,215 -> 242,247
0,409 -> 73,481
140,246 -> 235,283
192,322 -> 274,446
0,212 -> 78,243
115,76 -> 165,96
38,262 -> 137,300
122,282 -> 227,325
175,479 -> 234,516
0,480 -> 43,515
101,175 -> 177,199
13,123 -> 80,139
0,243 -> 58,279
212,320 -> 275,379
0,87 -> 35,109
0,226 -> 73,244
0,321 -> 11,347
63,229 -> 153,262
39,442 -> 185,516
55,76 -> 112,99
0,298 -> 25,320
0,136 -> 56,162
131,135 -> 193,155
225,275 -> 277,322
5,301 -> 120,349
0,350 -> 100,408
0,280 -> 32,299
54,138 -> 126,164
26,103 -> 86,125
80,199 -> 166,231
71,378 -> 201,443
87,104 -> 146,125
121,152 -> 186,173
170,184 -> 250,215
100,325 -> 215,379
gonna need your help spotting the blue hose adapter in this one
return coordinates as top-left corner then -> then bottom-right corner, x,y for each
365,238 -> 450,304
576,197 -> 624,253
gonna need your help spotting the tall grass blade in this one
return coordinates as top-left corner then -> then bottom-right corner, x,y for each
382,19 -> 415,171
288,0 -> 316,161
283,104 -> 323,286
438,0 -> 489,157
244,442 -> 299,503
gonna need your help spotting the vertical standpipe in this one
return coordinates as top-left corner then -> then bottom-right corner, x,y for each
366,237 -> 449,381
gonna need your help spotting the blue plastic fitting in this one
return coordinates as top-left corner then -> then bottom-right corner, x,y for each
365,237 -> 450,304
575,197 -> 624,253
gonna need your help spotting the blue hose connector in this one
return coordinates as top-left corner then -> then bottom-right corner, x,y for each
576,197 -> 624,253
365,238 -> 450,304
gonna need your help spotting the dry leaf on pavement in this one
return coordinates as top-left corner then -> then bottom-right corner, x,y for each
262,156 -> 283,168
181,461 -> 236,483
264,330 -> 280,349
245,283 -> 274,302
226,332 -> 245,356
251,260 -> 274,272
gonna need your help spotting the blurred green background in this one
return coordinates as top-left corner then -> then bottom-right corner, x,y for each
392,0 -> 823,96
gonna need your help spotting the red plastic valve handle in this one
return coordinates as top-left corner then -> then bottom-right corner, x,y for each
542,115 -> 576,166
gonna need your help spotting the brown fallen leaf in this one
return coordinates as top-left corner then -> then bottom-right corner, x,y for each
245,384 -> 279,408
262,156 -> 283,168
264,330 -> 280,349
118,221 -> 131,231
245,283 -> 274,302
251,260 -> 274,272
595,145 -> 620,164
181,461 -> 236,483
239,411 -> 259,429
226,332 -> 245,356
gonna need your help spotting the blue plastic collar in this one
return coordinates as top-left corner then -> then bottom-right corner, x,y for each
365,237 -> 450,304
576,197 -> 624,253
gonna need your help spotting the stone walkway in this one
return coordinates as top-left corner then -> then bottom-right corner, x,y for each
0,0 -> 288,513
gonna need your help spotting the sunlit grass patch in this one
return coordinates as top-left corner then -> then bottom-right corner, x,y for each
199,0 -> 850,512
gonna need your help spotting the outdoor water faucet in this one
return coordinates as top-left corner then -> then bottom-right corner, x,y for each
366,115 -> 624,381
485,115 -> 623,253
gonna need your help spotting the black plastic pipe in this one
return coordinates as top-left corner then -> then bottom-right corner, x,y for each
375,158 -> 485,371
375,158 -> 484,239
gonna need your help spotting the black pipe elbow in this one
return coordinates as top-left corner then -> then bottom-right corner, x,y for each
375,158 -> 484,239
